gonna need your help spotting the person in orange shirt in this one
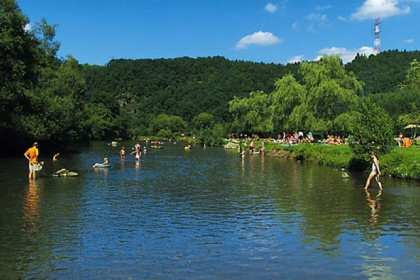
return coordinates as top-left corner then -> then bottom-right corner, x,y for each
24,142 -> 39,179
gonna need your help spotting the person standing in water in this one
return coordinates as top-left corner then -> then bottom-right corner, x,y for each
119,146 -> 125,159
24,142 -> 39,180
131,145 -> 141,163
365,152 -> 383,190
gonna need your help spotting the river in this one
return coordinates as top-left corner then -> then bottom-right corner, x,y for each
1,141 -> 419,279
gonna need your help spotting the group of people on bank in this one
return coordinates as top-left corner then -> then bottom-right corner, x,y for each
395,132 -> 416,148
270,131 -> 346,146
271,131 -> 314,144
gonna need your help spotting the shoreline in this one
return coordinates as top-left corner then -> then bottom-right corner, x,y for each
226,140 -> 420,181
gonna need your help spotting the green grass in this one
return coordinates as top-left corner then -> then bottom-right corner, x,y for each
262,142 -> 420,181
382,146 -> 420,180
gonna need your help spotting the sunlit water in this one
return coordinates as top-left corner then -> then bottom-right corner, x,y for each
1,141 -> 419,279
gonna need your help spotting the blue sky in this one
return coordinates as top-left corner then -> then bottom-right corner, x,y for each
17,0 -> 420,65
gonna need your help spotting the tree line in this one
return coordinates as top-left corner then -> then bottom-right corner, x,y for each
1,0 -> 420,154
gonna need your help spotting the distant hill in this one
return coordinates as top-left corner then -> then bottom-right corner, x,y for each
345,50 -> 420,94
81,56 -> 298,124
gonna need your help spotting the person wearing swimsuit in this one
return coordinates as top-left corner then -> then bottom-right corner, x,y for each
365,152 -> 383,190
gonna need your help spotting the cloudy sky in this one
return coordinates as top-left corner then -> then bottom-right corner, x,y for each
18,0 -> 420,65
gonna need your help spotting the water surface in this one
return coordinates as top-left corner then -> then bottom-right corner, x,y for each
1,141 -> 419,279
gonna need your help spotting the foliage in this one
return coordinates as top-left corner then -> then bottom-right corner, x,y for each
268,143 -> 353,168
345,50 -> 420,94
270,74 -> 305,131
399,59 -> 420,91
350,98 -> 395,163
367,87 -> 420,131
192,112 -> 214,131
230,55 -> 361,136
266,142 -> 420,180
4,0 -> 420,154
192,113 -> 226,146
0,0 -> 87,150
149,114 -> 187,138
300,55 -> 361,132
196,123 -> 226,146
228,90 -> 273,135
381,146 -> 420,180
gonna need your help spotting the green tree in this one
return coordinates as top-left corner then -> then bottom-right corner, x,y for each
270,74 -> 305,131
351,98 -> 395,166
229,90 -> 272,135
149,114 -> 187,138
398,103 -> 420,138
400,59 -> 420,90
192,112 -> 214,131
300,55 -> 361,133
14,56 -> 89,143
0,0 -> 36,140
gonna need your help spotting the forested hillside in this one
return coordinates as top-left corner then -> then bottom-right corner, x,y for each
79,51 -> 419,140
1,0 -> 420,153
81,57 -> 295,135
346,50 -> 420,94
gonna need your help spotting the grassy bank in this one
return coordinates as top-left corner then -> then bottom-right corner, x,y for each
261,142 -> 420,181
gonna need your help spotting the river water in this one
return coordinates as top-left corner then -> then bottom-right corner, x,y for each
0,141 -> 419,279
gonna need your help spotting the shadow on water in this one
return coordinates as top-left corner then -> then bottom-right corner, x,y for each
1,141 -> 420,279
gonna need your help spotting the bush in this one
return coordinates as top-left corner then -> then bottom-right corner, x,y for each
381,147 -> 420,180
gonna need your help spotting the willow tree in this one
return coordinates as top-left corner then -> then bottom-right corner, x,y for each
266,55 -> 363,135
299,55 -> 363,134
228,90 -> 272,135
270,74 -> 306,131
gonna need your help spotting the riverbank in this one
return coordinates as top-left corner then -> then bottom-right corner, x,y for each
227,140 -> 420,181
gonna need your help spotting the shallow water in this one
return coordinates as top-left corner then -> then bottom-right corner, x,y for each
1,141 -> 419,279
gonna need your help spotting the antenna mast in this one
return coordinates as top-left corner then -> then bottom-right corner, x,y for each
374,18 -> 381,54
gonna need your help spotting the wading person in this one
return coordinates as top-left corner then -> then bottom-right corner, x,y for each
119,146 -> 125,159
24,142 -> 39,180
365,152 -> 383,190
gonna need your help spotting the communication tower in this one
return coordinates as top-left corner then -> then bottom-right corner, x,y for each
374,18 -> 381,54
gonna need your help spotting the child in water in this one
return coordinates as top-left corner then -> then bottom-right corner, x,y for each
93,158 -> 108,168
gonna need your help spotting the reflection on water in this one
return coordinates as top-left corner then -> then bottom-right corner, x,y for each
0,141 -> 420,279
366,189 -> 382,225
23,180 -> 41,234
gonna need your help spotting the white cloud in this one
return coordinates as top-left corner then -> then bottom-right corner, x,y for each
351,0 -> 410,21
292,22 -> 299,30
404,38 -> 414,43
287,55 -> 305,64
24,23 -> 31,31
235,31 -> 282,50
265,3 -> 278,13
315,46 -> 377,64
306,13 -> 328,24
338,15 -> 349,22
